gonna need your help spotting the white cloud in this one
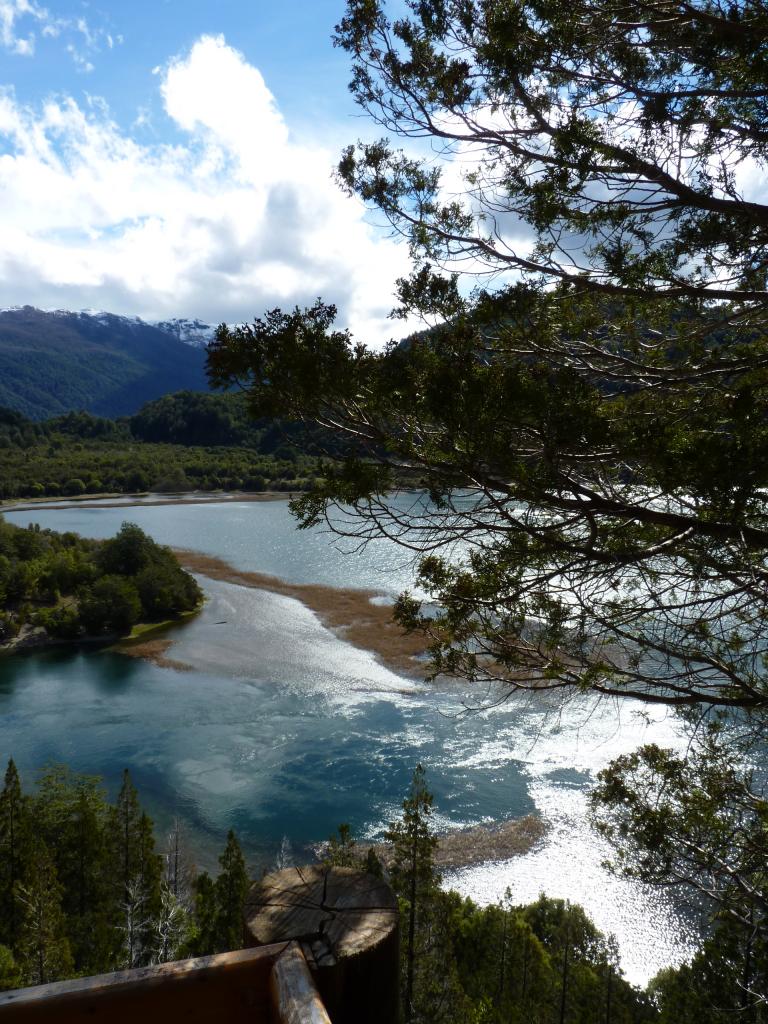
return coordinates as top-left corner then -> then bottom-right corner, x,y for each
0,0 -> 47,55
0,1 -> 121,69
0,34 -> 415,346
160,35 -> 290,170
66,41 -> 93,73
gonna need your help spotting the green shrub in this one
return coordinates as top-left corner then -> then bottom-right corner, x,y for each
78,576 -> 142,635
34,605 -> 81,640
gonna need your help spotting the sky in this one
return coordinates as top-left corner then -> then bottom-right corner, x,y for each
0,0 -> 415,344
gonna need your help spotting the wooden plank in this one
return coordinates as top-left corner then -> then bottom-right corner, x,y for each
0,943 -> 289,1023
270,943 -> 332,1024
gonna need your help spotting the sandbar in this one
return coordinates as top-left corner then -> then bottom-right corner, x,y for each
322,815 -> 547,872
173,549 -> 430,678
116,636 -> 193,672
3,491 -> 291,513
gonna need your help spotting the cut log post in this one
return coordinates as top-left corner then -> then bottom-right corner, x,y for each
244,866 -> 399,1024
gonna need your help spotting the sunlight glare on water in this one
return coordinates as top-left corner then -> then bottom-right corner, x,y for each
4,497 -> 701,987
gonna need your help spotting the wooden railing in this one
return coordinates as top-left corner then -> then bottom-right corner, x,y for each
0,941 -> 327,1023
0,866 -> 400,1024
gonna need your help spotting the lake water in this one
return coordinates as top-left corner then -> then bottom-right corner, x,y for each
2,497 -> 698,985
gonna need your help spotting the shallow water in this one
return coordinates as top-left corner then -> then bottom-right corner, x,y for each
2,498 -> 699,984
5,495 -> 427,592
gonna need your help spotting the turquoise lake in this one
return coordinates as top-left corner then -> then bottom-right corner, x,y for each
2,496 -> 697,984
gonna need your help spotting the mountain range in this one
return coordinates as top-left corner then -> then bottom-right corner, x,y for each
0,307 -> 218,420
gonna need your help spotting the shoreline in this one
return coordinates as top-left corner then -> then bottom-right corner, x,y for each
169,549 -> 432,678
1,603 -> 203,662
115,635 -> 193,672
111,608 -> 202,671
2,496 -> 435,676
4,507 -> 517,872
2,491 -> 291,513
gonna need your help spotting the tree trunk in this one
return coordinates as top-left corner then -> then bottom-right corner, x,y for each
497,910 -> 507,1008
559,914 -> 570,1024
405,836 -> 417,1023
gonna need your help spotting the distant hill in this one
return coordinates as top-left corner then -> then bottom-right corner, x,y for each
0,307 -> 212,420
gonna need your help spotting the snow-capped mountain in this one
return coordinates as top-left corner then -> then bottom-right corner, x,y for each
0,306 -> 210,419
152,317 -> 217,348
0,307 -> 221,348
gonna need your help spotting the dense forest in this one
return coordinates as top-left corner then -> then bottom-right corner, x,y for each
0,761 -> 248,986
326,767 -> 764,1024
0,518 -> 201,646
0,392 -> 325,500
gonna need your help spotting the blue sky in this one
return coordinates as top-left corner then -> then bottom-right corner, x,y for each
0,0 -> 413,342
5,1 -> 359,130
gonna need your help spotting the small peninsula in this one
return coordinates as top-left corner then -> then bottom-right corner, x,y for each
0,518 -> 202,652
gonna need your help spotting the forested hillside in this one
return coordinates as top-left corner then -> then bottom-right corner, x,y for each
0,393 -> 323,500
0,308 -> 209,420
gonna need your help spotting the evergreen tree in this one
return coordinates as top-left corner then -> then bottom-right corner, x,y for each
385,764 -> 441,1023
203,20 -> 768,1011
0,759 -> 32,950
136,812 -> 162,929
188,870 -> 217,957
323,823 -> 357,868
32,765 -> 115,973
591,731 -> 768,1008
213,830 -> 248,953
155,821 -> 195,963
360,846 -> 384,879
451,895 -> 553,1024
323,823 -> 384,877
164,817 -> 194,909
107,771 -> 162,967
14,846 -> 73,986
208,0 -> 768,716
650,913 -> 768,1024
519,896 -> 648,1024
152,883 -> 191,965
68,785 -> 114,972
110,769 -> 143,898
602,935 -> 621,1024
0,759 -> 201,982
120,877 -> 149,969
0,945 -> 20,992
